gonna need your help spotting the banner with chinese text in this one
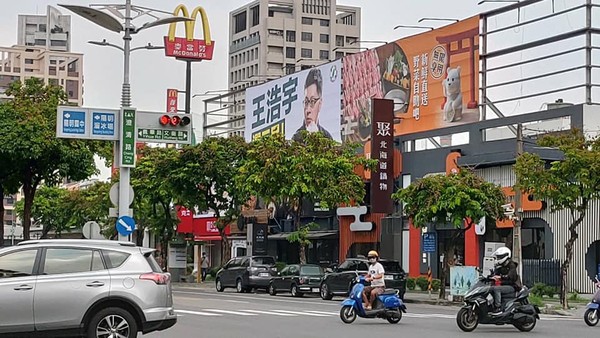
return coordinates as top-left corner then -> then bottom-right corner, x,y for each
245,60 -> 342,142
370,99 -> 394,214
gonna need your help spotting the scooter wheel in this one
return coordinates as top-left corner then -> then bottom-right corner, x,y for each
340,306 -> 357,324
456,307 -> 478,332
387,310 -> 402,324
585,309 -> 599,326
514,316 -> 536,332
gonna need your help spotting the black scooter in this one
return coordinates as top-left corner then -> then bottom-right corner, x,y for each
456,275 -> 540,332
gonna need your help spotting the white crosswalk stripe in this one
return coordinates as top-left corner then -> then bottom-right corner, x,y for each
304,310 -> 339,315
270,310 -> 332,317
203,309 -> 257,316
176,310 -> 222,317
243,309 -> 297,316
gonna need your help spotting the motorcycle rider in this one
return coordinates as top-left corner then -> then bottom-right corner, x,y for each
362,250 -> 385,310
490,247 -> 522,315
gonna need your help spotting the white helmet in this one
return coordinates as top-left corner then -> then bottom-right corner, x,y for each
492,247 -> 511,267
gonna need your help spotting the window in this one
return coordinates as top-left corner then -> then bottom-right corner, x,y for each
5,210 -> 13,217
335,35 -> 344,47
252,256 -> 275,265
286,47 -> 296,59
319,50 -> 329,60
4,196 -> 14,205
286,30 -> 296,42
24,59 -> 34,65
335,51 -> 344,59
301,32 -> 312,42
50,40 -> 67,47
34,39 -> 46,46
234,11 -> 247,34
38,24 -> 47,32
241,257 -> 250,267
320,19 -> 330,27
301,48 -> 312,58
320,34 -> 329,44
103,250 -> 130,269
43,248 -> 104,275
280,266 -> 291,276
145,254 -> 162,273
288,265 -> 299,275
302,17 -> 313,25
0,250 -> 37,278
357,261 -> 369,271
284,64 -> 295,74
337,260 -> 356,272
300,265 -> 323,275
251,5 -> 260,27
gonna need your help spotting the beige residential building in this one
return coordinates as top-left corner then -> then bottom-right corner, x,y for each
17,5 -> 71,52
0,46 -> 83,106
227,0 -> 361,137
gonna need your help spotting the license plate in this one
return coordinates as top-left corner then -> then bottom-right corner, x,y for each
312,288 -> 320,292
384,275 -> 393,280
259,273 -> 270,277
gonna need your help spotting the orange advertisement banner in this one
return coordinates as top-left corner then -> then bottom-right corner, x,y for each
341,15 -> 480,146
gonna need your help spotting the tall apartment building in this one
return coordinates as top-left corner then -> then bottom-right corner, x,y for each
17,6 -> 71,52
0,46 -> 83,105
227,0 -> 361,137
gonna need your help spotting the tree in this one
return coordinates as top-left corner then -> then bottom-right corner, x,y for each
392,169 -> 506,299
237,132 -> 376,264
0,78 -> 101,240
169,136 -> 249,265
131,146 -> 180,268
515,129 -> 600,309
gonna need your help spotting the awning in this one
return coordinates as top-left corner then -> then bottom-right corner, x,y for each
194,235 -> 222,241
268,231 -> 338,240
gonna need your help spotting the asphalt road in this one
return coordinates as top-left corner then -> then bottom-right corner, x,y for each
145,285 -> 596,338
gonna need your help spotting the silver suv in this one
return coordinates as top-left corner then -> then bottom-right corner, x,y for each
0,239 -> 177,337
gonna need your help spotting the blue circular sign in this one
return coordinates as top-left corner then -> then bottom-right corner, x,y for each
116,215 -> 136,236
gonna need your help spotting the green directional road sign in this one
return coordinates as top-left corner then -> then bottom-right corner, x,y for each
120,108 -> 136,167
137,128 -> 189,143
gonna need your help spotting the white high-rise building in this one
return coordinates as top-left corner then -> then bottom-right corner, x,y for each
17,6 -> 71,52
227,0 -> 361,137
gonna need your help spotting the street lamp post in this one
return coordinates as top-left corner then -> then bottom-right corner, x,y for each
60,1 -> 191,242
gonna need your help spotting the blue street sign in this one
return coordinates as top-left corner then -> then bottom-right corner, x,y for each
62,110 -> 86,135
91,111 -> 116,136
116,216 -> 136,236
422,232 -> 437,253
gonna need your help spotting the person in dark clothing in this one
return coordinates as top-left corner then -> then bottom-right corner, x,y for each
490,246 -> 522,315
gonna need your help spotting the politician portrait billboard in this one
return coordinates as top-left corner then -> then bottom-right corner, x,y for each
245,60 -> 342,142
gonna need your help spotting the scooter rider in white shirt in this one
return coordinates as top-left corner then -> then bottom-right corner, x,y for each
362,250 -> 385,310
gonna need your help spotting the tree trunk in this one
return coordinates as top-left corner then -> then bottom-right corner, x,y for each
220,230 -> 231,267
299,244 -> 307,264
0,185 -> 4,247
560,208 -> 586,309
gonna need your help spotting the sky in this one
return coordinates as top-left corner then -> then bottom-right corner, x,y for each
0,0 -> 591,180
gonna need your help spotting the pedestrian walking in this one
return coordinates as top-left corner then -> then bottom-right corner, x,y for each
201,252 -> 209,282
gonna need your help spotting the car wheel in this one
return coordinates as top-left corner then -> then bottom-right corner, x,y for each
216,278 -> 224,292
290,284 -> 304,298
320,282 -> 333,300
87,307 -> 137,338
236,279 -> 244,293
268,283 -> 277,296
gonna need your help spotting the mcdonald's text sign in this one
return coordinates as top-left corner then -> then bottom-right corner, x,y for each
164,5 -> 215,61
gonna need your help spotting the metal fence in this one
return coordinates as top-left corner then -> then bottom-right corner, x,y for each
522,259 -> 562,288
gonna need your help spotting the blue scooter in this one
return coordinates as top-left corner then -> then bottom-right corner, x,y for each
584,277 -> 600,326
340,275 -> 407,324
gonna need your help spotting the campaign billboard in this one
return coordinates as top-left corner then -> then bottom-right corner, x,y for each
341,15 -> 480,148
245,60 -> 342,142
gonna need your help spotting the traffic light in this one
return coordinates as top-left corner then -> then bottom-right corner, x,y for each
159,114 -> 191,127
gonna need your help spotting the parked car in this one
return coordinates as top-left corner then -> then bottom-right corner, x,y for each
215,255 -> 278,293
0,239 -> 177,338
268,264 -> 324,297
319,257 -> 407,300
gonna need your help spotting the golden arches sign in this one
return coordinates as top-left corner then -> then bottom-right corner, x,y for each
163,4 -> 215,60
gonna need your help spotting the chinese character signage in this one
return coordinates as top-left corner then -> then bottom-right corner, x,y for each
166,89 -> 178,113
341,16 -> 480,151
56,106 -> 119,141
370,99 -> 394,214
244,60 -> 342,142
164,5 -> 215,61
120,108 -> 136,168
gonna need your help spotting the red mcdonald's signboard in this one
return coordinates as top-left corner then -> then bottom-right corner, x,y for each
164,5 -> 215,60
166,88 -> 178,113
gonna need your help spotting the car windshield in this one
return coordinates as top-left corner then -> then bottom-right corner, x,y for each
252,257 -> 275,266
380,261 -> 404,273
300,266 -> 323,275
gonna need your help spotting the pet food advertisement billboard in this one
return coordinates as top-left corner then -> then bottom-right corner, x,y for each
245,60 -> 342,142
341,15 -> 480,146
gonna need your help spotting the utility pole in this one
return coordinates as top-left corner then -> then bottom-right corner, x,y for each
513,124 -> 523,277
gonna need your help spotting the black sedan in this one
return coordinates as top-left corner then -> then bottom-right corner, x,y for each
268,264 -> 324,297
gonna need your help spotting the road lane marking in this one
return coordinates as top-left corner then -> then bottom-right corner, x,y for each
176,310 -> 222,316
243,310 -> 297,316
272,310 -> 331,317
305,310 -> 339,315
203,309 -> 257,316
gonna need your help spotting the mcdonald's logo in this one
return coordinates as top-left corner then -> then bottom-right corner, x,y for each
166,88 -> 178,113
163,4 -> 215,60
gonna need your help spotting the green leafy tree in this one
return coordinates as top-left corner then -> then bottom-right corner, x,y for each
392,169 -> 505,299
169,136 -> 249,265
131,146 -> 180,268
0,78 -> 103,240
515,129 -> 600,309
237,132 -> 376,264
